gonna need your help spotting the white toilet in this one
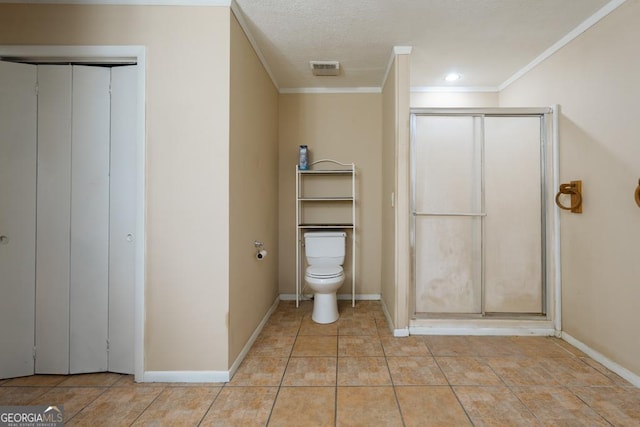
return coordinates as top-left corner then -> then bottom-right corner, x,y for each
304,231 -> 346,324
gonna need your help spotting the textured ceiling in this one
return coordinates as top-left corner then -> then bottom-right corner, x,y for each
233,0 -> 615,91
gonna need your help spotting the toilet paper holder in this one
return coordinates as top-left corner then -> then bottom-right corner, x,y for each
254,240 -> 267,260
555,180 -> 583,213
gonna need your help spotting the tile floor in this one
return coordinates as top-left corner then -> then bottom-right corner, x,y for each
1,300 -> 639,426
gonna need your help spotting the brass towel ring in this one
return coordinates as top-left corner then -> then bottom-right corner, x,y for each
635,179 -> 640,208
555,180 -> 582,213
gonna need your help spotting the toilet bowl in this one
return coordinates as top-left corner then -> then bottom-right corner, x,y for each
303,231 -> 347,324
305,265 -> 345,324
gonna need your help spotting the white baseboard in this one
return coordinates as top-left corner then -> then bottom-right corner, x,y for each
379,298 -> 409,337
338,294 -> 381,300
143,370 -> 229,383
279,293 -> 381,301
142,295 -> 280,384
228,295 -> 280,379
393,328 -> 410,337
562,332 -> 640,388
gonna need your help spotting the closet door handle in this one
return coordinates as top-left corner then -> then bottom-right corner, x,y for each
126,233 -> 135,243
635,179 -> 640,208
0,235 -> 8,244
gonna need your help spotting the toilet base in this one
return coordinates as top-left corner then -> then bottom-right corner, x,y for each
312,293 -> 339,324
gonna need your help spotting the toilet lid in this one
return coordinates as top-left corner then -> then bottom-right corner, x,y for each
306,266 -> 343,279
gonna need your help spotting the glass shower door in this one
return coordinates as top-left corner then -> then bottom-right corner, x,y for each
484,116 -> 543,314
412,115 -> 483,314
411,112 -> 546,317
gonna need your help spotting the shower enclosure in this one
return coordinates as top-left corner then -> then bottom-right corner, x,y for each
410,108 -> 555,320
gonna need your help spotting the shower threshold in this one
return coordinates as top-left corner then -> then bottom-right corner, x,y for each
409,317 -> 557,336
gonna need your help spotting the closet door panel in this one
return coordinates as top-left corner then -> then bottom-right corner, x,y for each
108,66 -> 137,374
69,66 -> 111,374
0,61 -> 37,379
35,65 -> 72,374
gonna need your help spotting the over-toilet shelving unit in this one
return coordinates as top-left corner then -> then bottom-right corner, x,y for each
296,159 -> 356,308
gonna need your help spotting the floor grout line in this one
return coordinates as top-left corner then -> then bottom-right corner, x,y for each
2,301 -> 639,426
194,386 -> 223,427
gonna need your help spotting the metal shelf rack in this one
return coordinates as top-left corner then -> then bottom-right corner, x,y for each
296,159 -> 356,308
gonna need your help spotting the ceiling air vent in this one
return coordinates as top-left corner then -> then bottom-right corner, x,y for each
310,61 -> 340,76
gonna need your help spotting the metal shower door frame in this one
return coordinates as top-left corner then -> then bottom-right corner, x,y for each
409,107 -> 552,319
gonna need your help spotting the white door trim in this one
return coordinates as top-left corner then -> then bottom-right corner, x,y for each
0,45 -> 147,382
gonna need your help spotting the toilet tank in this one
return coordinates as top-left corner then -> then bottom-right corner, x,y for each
304,231 -> 346,266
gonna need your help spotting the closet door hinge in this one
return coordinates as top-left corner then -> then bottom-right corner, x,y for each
106,340 -> 110,352
34,83 -> 39,96
32,346 -> 37,361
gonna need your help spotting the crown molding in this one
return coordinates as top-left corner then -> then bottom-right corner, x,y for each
279,87 -> 381,94
393,46 -> 413,55
0,0 -> 231,4
499,0 -> 627,91
230,0 -> 280,91
5,1 -> 625,95
382,50 -> 396,90
381,45 -> 413,89
411,86 -> 499,93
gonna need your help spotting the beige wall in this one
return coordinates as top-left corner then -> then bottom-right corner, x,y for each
381,62 -> 398,323
228,14 -> 279,364
0,4 -> 232,371
500,0 -> 640,376
411,91 -> 499,108
395,54 -> 412,330
380,52 -> 411,330
278,93 -> 382,297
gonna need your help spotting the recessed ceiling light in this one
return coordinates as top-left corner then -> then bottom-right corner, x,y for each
444,72 -> 462,82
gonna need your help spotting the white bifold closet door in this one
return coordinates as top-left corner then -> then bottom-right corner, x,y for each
108,66 -> 137,375
35,65 -> 136,374
35,65 -> 111,374
35,65 -> 136,375
35,65 -> 73,374
0,61 -> 37,379
69,66 -> 112,373
0,63 -> 140,378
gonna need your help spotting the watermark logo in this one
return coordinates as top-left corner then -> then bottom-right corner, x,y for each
0,405 -> 63,427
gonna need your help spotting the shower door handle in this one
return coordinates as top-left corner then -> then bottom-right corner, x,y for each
413,212 -> 486,217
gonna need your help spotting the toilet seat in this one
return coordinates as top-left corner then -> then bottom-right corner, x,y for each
306,265 -> 343,279
304,265 -> 344,324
